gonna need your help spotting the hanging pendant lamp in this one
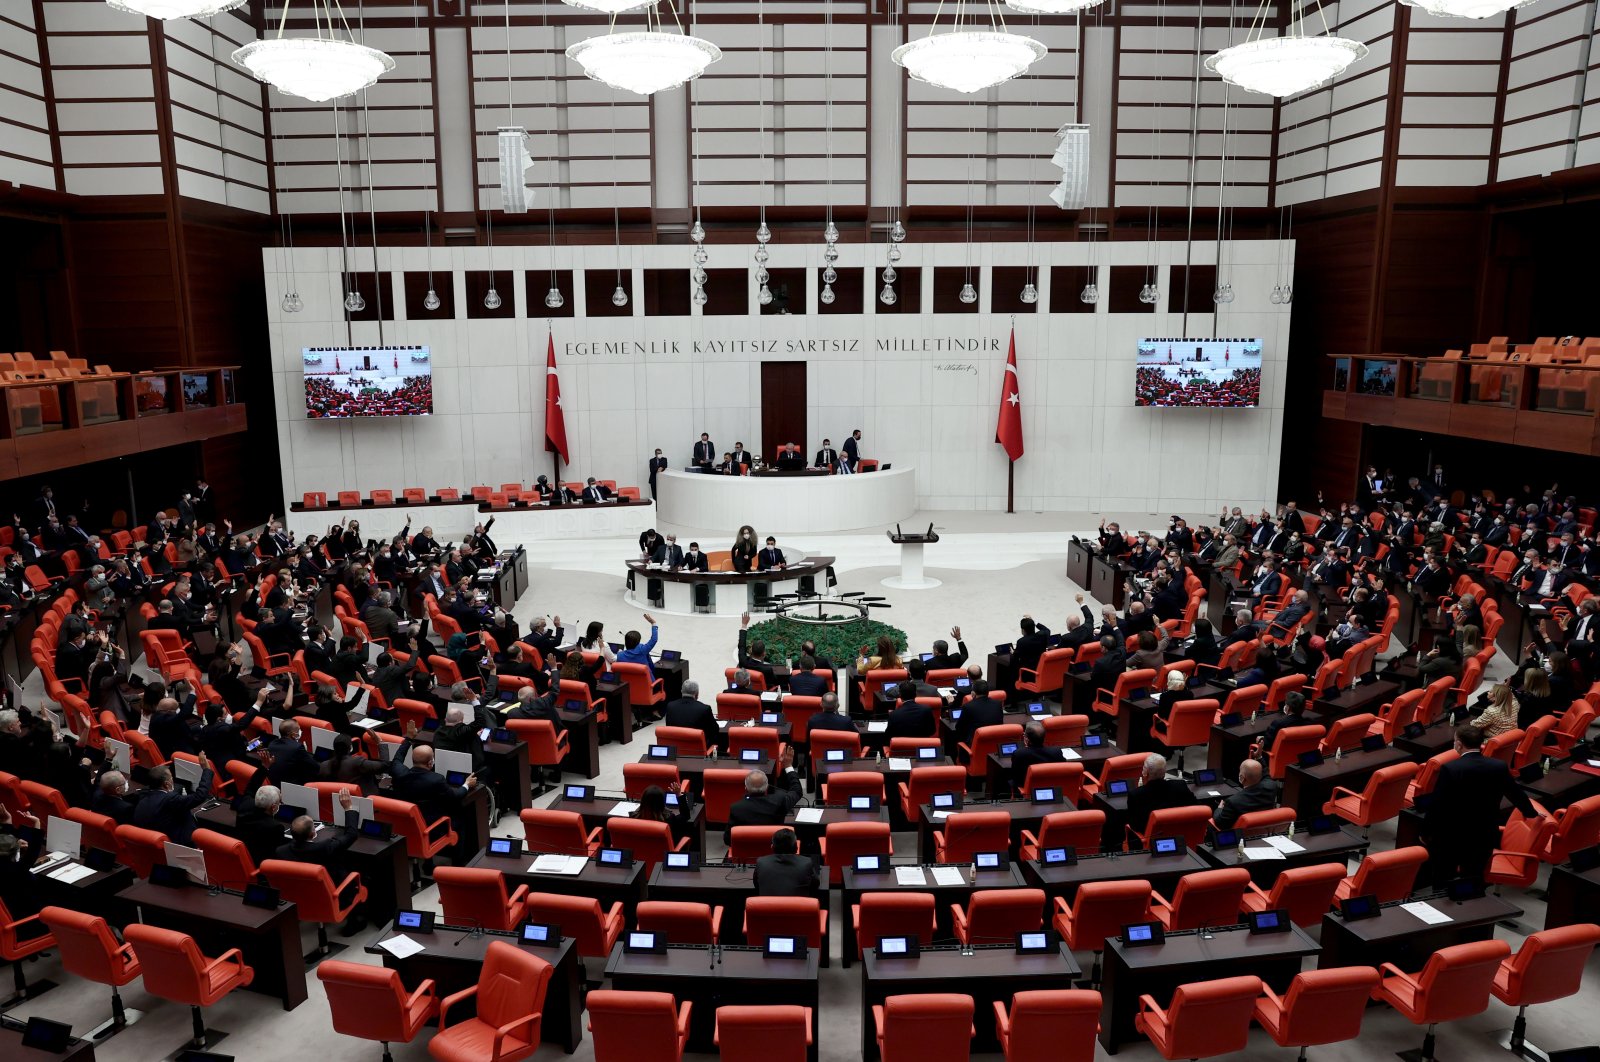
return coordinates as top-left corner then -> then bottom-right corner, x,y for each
234,0 -> 394,102
1205,0 -> 1366,98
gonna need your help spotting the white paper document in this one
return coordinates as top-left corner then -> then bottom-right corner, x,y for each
930,866 -> 966,886
47,862 -> 97,884
104,737 -> 131,773
1263,835 -> 1305,854
931,810 -> 953,820
1400,901 -> 1453,925
888,758 -> 913,771
609,802 -> 640,817
1059,748 -> 1081,761
163,842 -> 209,885
46,816 -> 83,857
529,854 -> 587,876
1242,847 -> 1286,861
866,721 -> 889,733
794,808 -> 826,824
894,866 -> 928,886
377,935 -> 426,958
1203,790 -> 1222,798
353,717 -> 385,730
280,782 -> 321,819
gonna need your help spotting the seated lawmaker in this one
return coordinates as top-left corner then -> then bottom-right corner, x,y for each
663,680 -> 718,749
681,541 -> 710,572
724,747 -> 802,843
814,439 -> 838,470
754,828 -> 820,896
757,536 -> 786,571
885,682 -> 935,739
1212,758 -> 1281,832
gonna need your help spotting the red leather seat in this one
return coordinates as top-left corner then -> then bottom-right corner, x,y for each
1266,724 -> 1325,780
1490,924 -> 1600,1057
614,661 -> 665,715
1017,648 -> 1074,699
607,817 -> 689,874
728,825 -> 785,863
717,692 -> 763,722
1136,975 -> 1262,1059
122,923 -> 254,1054
1371,939 -> 1513,1061
933,810 -> 1011,863
1240,862 -> 1346,927
822,771 -> 886,806
960,724 -> 1025,781
744,896 -> 827,950
1150,698 -> 1217,770
587,990 -> 691,1062
1151,868 -> 1251,931
1053,880 -> 1153,986
505,719 -> 569,794
715,1004 -> 812,1062
428,939 -> 551,1062
624,762 -> 681,800
260,858 -> 369,960
523,892 -> 624,959
952,889 -> 1045,946
854,892 -> 936,958
1253,967 -> 1380,1058
1017,761 -> 1084,802
1042,714 -> 1090,747
1334,845 -> 1428,903
1127,804 -> 1212,851
899,765 -> 967,821
873,993 -> 975,1062
637,901 -> 723,946
113,823 -> 168,878
1485,806 -> 1557,890
701,768 -> 748,825
519,808 -> 602,857
1,896 -> 55,1006
432,866 -> 529,933
372,795 -> 456,874
1019,810 -> 1104,861
191,827 -> 260,891
994,989 -> 1100,1062
654,725 -> 708,757
1322,761 -> 1418,835
729,726 -> 784,762
39,906 -> 143,1039
1084,754 -> 1146,798
317,959 -> 439,1061
820,821 -> 893,886
1232,807 -> 1297,833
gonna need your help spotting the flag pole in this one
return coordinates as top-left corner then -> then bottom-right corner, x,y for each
1007,462 -> 1014,515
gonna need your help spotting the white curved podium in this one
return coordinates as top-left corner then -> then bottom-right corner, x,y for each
655,467 -> 917,533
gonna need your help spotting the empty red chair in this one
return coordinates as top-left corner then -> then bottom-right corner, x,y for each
1019,809 -> 1105,861
1539,793 -> 1600,864
1266,725 -> 1325,780
614,661 -> 666,717
1127,804 -> 1212,851
428,939 -> 552,1062
1150,698 -> 1217,771
717,692 -> 762,722
1137,975 -> 1262,1060
1335,845 -> 1428,903
317,959 -> 439,1062
523,892 -> 624,960
821,821 -> 893,887
63,806 -> 120,856
960,723 -> 1024,781
729,825 -> 785,863
1,895 -> 55,1007
1370,940 -> 1513,1062
38,906 -> 142,1039
1240,862 -> 1347,927
822,770 -> 886,806
933,810 -> 1012,863
432,866 -> 529,933
952,889 -> 1044,946
874,993 -> 975,1062
993,989 -> 1100,1062
854,892 -> 937,957
372,795 -> 456,870
260,858 -> 369,960
191,827 -> 260,891
505,719 -> 569,794
1017,648 -> 1074,699
1252,967 -> 1381,1062
701,768 -> 748,826
1151,868 -> 1251,932
114,823 -> 168,878
1053,880 -> 1153,986
1232,807 -> 1297,834
607,817 -> 689,873
715,1004 -> 812,1062
1485,806 -> 1558,890
337,490 -> 361,507
637,901 -> 723,945
1490,924 -> 1600,1057
1322,761 -> 1418,836
1095,668 -> 1157,720
729,726 -> 784,762
1406,750 -> 1458,807
1018,761 -> 1084,802
1084,753 -> 1147,797
1042,714 -> 1090,747
624,762 -> 681,799
744,896 -> 827,950
588,990 -> 691,1062
122,923 -> 254,1055
520,808 -> 602,857
899,765 -> 967,820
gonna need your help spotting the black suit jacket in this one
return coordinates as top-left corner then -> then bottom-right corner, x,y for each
1213,779 -> 1283,831
505,694 -> 566,736
390,743 -> 470,824
693,440 -> 716,465
806,712 -> 857,736
815,448 -> 838,469
130,772 -> 214,846
1424,752 -> 1535,842
955,696 -> 1005,747
273,809 -> 361,869
1125,777 -> 1197,837
885,702 -> 935,739
757,547 -> 785,571
754,852 -> 821,897
235,806 -> 289,866
1013,626 -> 1053,672
266,737 -> 321,787
681,551 -> 710,573
1010,744 -> 1067,794
724,770 -> 804,844
663,698 -> 719,750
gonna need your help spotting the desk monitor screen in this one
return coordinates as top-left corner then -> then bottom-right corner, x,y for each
242,883 -> 280,910
931,792 -> 959,810
1122,921 -> 1164,947
739,748 -> 763,763
1308,815 -> 1340,836
601,673 -> 618,685
1219,712 -> 1243,727
491,727 -> 513,744
445,770 -> 469,786
659,649 -> 681,662
647,745 -> 676,760
920,653 -> 934,663
760,712 -> 781,724
563,784 -> 595,802
1518,762 -> 1546,783
1360,734 -> 1386,753
488,838 -> 523,857
1445,878 -> 1486,902
824,749 -> 848,763
1296,749 -> 1325,768
607,642 -> 623,654
1027,702 -> 1047,715
302,345 -> 433,419
663,851 -> 698,870
1151,837 -> 1185,856
849,795 -> 880,812
21,1016 -> 73,1052
1082,734 -> 1104,748
1016,931 -> 1052,954
1249,909 -> 1291,934
360,819 -> 392,840
1000,742 -> 1020,756
974,851 -> 1004,869
275,805 -> 301,823
563,700 -> 585,713
1211,830 -> 1238,850
916,745 -> 940,760
520,921 -> 561,947
1041,846 -> 1076,866
1402,721 -> 1426,739
174,1053 -> 234,1062
1108,779 -> 1131,796
85,846 -> 117,872
955,677 -> 972,689
598,848 -> 632,867
995,643 -> 1014,656
395,910 -> 435,933
1339,894 -> 1381,921
1031,787 -> 1060,805
1191,768 -> 1219,785
950,710 -> 963,722
853,854 -> 887,872
764,935 -> 805,959
1134,338 -> 1263,408
149,864 -> 189,888
625,931 -> 665,954
875,935 -> 917,957
664,792 -> 682,808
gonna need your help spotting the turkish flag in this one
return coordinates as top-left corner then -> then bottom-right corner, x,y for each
995,327 -> 1024,462
544,332 -> 569,463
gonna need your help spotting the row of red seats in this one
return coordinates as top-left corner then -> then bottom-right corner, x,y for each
301,481 -> 643,509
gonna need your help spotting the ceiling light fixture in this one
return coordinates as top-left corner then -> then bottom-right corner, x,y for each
234,0 -> 394,102
1397,0 -> 1537,18
893,0 -> 1044,93
1003,0 -> 1104,12
1205,0 -> 1366,98
566,1 -> 720,96
107,0 -> 244,20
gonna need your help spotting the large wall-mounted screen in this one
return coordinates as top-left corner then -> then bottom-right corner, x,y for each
303,346 -> 432,418
1135,338 -> 1262,408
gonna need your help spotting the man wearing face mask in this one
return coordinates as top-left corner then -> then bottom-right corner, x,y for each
1484,513 -> 1510,547
648,448 -> 669,499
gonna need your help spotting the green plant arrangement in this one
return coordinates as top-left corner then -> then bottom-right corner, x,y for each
746,616 -> 908,664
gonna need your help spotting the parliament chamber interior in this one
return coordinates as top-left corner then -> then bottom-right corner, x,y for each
5,0 -> 1600,1060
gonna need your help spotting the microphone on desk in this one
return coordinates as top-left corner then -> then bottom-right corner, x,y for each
1198,920 -> 1214,941
452,916 -> 483,944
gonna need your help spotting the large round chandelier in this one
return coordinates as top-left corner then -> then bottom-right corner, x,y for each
106,0 -> 245,18
233,0 -> 395,103
1397,0 -> 1537,17
1205,0 -> 1366,98
892,1 -> 1044,94
559,0 -> 655,11
566,2 -> 721,96
1004,0 -> 1104,13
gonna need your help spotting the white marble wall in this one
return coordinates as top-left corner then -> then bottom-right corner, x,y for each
265,238 -> 1292,515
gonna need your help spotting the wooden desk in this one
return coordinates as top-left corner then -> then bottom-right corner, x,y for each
840,862 -> 1026,967
1520,761 -> 1600,811
642,753 -> 774,794
466,849 -> 648,921
1100,925 -> 1317,1053
1393,718 -> 1456,760
1019,850 -> 1210,901
554,706 -> 602,779
366,924 -> 583,1053
815,756 -> 944,830
606,944 -> 821,1062
655,657 -> 689,703
916,799 -> 1051,863
1089,554 -> 1130,611
1317,894 -> 1521,970
547,794 -> 707,853
1119,683 -> 1229,754
1196,826 -> 1368,886
1314,679 -> 1401,721
0,1020 -> 97,1061
21,859 -> 134,920
1207,709 -> 1326,777
984,740 -> 1121,800
593,681 -> 634,743
784,804 -> 887,852
862,943 -> 1081,1059
986,651 -> 1016,697
1281,746 -> 1412,819
1544,863 -> 1600,930
117,880 -> 307,1010
1067,537 -> 1095,588
645,862 -> 829,956
1092,780 -> 1241,850
484,737 -> 531,814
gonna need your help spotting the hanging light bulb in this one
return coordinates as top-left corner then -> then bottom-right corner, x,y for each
483,286 -> 502,310
959,282 -> 977,304
753,246 -> 769,264
692,285 -> 708,306
759,284 -> 773,306
879,283 -> 898,305
1269,285 -> 1282,305
693,246 -> 709,265
820,283 -> 836,305
886,245 -> 902,263
1214,283 -> 1234,304
1280,285 -> 1293,304
1080,282 -> 1099,305
823,221 -> 839,243
1020,282 -> 1038,304
755,267 -> 770,284
823,266 -> 838,284
344,290 -> 365,312
692,266 -> 707,285
823,246 -> 839,263
690,221 -> 705,243
890,221 -> 906,243
612,284 -> 629,307
756,222 -> 771,244
282,290 -> 303,313
422,288 -> 441,311
882,265 -> 897,283
545,286 -> 565,309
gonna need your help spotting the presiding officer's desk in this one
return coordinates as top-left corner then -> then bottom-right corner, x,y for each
625,555 -> 836,616
605,943 -> 822,1062
861,943 -> 1082,1059
655,465 -> 917,533
1100,923 -> 1319,1053
287,493 -> 655,543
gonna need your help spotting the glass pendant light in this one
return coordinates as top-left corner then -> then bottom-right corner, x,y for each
1080,282 -> 1099,304
423,288 -> 441,311
823,221 -> 839,243
756,222 -> 771,244
483,285 -> 502,310
759,284 -> 773,305
754,247 -> 769,264
879,282 -> 898,305
690,221 -> 705,243
612,284 -> 629,307
282,290 -> 303,313
887,244 -> 902,263
545,286 -> 565,309
755,267 -> 770,284
959,282 -> 977,304
823,245 -> 839,263
692,285 -> 708,305
882,265 -> 897,283
890,221 -> 906,243
823,266 -> 838,284
344,289 -> 365,312
820,283 -> 835,304
1279,285 -> 1293,304
692,266 -> 707,285
1020,282 -> 1038,304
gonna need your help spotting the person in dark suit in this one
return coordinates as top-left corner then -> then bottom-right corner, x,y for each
130,760 -> 214,846
657,534 -> 686,570
1255,692 -> 1309,770
1010,721 -> 1067,794
148,696 -> 198,759
925,628 -> 968,672
737,614 -> 779,687
640,529 -> 664,560
842,430 -> 862,469
814,440 -> 839,471
753,828 -> 821,897
681,542 -> 710,573
692,433 -> 715,471
757,537 -> 786,571
788,657 -> 829,697
198,696 -> 263,769
730,443 -> 752,472
91,770 -> 138,825
1424,724 -> 1545,885
647,449 -> 669,499
1013,615 -> 1053,674
663,681 -> 719,750
885,683 -> 936,739
1124,754 -> 1197,841
1212,759 -> 1282,831
390,738 -> 479,828
234,785 -> 290,866
1220,609 -> 1264,651
582,478 -> 608,503
275,794 -> 360,867
955,686 -> 1005,747
266,721 -> 322,786
1088,634 -> 1126,695
805,693 -> 856,738
724,748 -> 802,844
1248,559 -> 1286,607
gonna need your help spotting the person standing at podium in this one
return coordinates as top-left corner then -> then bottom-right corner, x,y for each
815,438 -> 838,471
647,448 -> 669,498
692,433 -> 715,471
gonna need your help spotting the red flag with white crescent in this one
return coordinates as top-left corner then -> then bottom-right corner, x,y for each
995,327 -> 1024,462
544,331 -> 569,463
